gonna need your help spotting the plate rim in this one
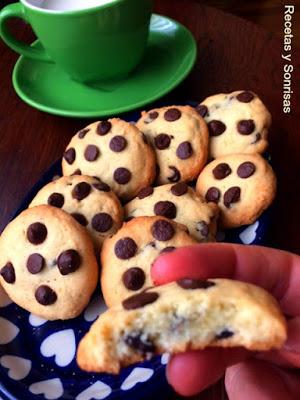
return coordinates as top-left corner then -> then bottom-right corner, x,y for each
12,14 -> 197,118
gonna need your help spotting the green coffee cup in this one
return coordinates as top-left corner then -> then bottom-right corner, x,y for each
0,0 -> 152,83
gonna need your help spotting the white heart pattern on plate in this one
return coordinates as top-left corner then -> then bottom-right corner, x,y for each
83,295 -> 107,323
76,381 -> 112,400
29,378 -> 64,400
121,367 -> 154,391
161,353 -> 170,365
0,317 -> 19,345
40,329 -> 76,367
239,221 -> 259,245
29,313 -> 48,327
0,355 -> 31,380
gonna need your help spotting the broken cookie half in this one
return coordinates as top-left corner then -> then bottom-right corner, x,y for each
77,279 -> 287,374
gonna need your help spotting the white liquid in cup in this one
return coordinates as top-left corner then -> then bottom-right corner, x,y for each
28,0 -> 116,11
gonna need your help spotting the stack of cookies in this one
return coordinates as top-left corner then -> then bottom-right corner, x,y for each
0,91 -> 284,373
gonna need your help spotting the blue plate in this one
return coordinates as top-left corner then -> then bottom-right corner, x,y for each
0,107 -> 271,400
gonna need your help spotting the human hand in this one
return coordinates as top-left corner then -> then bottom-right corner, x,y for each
151,243 -> 300,399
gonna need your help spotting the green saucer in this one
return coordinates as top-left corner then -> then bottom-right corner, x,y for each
12,14 -> 196,118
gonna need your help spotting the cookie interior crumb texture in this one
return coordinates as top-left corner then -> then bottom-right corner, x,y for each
77,279 -> 287,374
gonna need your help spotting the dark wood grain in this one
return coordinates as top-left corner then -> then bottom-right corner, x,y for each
0,1 -> 299,400
153,0 -> 300,255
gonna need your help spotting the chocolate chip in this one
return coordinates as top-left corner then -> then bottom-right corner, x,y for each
176,142 -> 193,160
63,148 -> 75,164
154,201 -> 177,219
0,262 -> 15,284
84,145 -> 99,161
138,186 -> 154,199
71,169 -> 81,176
154,134 -> 171,150
71,213 -> 88,226
224,187 -> 241,208
125,332 -> 155,353
236,91 -> 254,103
122,291 -> 159,310
27,223 -> 47,245
237,120 -> 255,135
171,182 -> 188,196
145,111 -> 159,123
208,120 -> 226,136
47,193 -> 64,208
109,136 -> 127,152
92,213 -> 113,232
57,249 -> 81,275
164,108 -> 181,122
252,133 -> 261,144
205,187 -> 221,203
114,168 -> 131,184
115,238 -> 137,259
35,285 -> 57,305
92,182 -> 111,192
167,166 -> 181,183
151,220 -> 175,241
196,221 -> 209,237
177,279 -> 216,289
196,104 -> 208,118
149,111 -> 158,120
145,242 -> 156,250
237,162 -> 256,178
27,254 -> 45,274
78,129 -> 89,139
216,330 -> 234,340
160,246 -> 176,254
212,163 -> 232,180
97,120 -> 111,135
72,182 -> 91,200
122,267 -> 145,291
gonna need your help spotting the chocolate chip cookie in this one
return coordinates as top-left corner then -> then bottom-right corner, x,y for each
125,183 -> 218,242
196,91 -> 272,158
136,105 -> 209,185
77,279 -> 286,373
101,216 -> 197,307
196,153 -> 277,228
30,175 -> 123,251
0,205 -> 98,320
62,119 -> 156,201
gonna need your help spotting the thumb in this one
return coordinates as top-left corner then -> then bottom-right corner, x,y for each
279,317 -> 300,368
225,359 -> 300,400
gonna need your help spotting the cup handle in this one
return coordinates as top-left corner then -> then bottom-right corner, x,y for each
0,3 -> 52,62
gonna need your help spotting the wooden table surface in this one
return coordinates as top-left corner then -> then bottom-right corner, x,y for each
0,1 -> 299,399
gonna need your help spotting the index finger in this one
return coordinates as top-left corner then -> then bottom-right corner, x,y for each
151,243 -> 300,316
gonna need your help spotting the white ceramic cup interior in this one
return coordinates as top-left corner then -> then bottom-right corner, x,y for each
24,0 -> 117,11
